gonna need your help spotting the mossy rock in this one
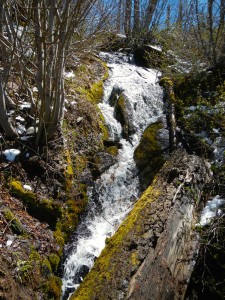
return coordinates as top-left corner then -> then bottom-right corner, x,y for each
92,152 -> 117,176
134,121 -> 168,190
106,146 -> 119,156
3,208 -> 25,235
114,93 -> 135,139
10,180 -> 62,230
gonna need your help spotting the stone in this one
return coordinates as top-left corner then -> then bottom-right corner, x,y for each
114,93 -> 135,139
93,152 -> 117,175
134,120 -> 169,190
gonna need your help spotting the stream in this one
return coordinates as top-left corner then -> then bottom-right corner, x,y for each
61,52 -> 164,299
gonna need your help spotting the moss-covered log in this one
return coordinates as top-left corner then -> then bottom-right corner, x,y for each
71,149 -> 211,300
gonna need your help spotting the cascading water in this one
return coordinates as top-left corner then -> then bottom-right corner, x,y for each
61,51 -> 164,299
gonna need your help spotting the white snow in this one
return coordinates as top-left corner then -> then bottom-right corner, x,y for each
199,195 -> 225,226
16,125 -> 26,135
6,239 -> 13,247
116,33 -> 126,39
147,44 -> 162,52
3,149 -> 21,161
16,116 -> 25,122
65,71 -> 75,78
20,136 -> 29,141
32,87 -> 38,92
23,184 -> 32,191
19,102 -> 31,109
6,235 -> 15,247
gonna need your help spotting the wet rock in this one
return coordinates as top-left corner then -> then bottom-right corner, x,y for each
134,120 -> 169,190
114,93 -> 135,139
103,140 -> 122,149
108,85 -> 124,107
76,265 -> 90,283
105,146 -> 118,156
93,152 -> 117,175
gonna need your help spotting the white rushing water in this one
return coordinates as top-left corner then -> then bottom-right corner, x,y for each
61,52 -> 164,299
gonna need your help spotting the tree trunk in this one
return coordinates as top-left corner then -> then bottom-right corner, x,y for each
133,0 -> 140,34
124,0 -> 132,36
166,4 -> 171,30
208,0 -> 217,65
0,76 -> 17,137
177,0 -> 183,30
143,0 -> 159,31
116,0 -> 123,32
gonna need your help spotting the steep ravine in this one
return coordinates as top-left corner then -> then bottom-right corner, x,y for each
61,52 -> 166,299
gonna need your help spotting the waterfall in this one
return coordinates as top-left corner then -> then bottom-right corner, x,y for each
61,52 -> 164,299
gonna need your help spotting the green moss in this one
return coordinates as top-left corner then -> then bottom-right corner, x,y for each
64,149 -> 74,191
48,253 -> 60,273
42,258 -> 52,277
98,110 -> 109,141
53,227 -> 65,249
70,184 -> 160,299
106,146 -> 118,156
134,121 -> 164,167
160,76 -> 173,88
44,275 -> 62,300
3,208 -> 25,235
10,180 -> 62,229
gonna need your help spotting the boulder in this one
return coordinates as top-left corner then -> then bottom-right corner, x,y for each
114,93 -> 135,139
134,121 -> 169,190
92,152 -> 117,176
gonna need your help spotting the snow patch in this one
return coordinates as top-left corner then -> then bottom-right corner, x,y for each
3,149 -> 21,161
19,102 -> 31,109
16,116 -> 25,122
65,71 -> 75,78
199,195 -> 225,226
23,184 -> 32,191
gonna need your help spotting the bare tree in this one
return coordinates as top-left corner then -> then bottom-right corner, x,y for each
124,0 -> 132,36
177,0 -> 183,30
166,4 -> 171,30
0,0 -> 106,146
133,0 -> 140,33
143,0 -> 159,30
